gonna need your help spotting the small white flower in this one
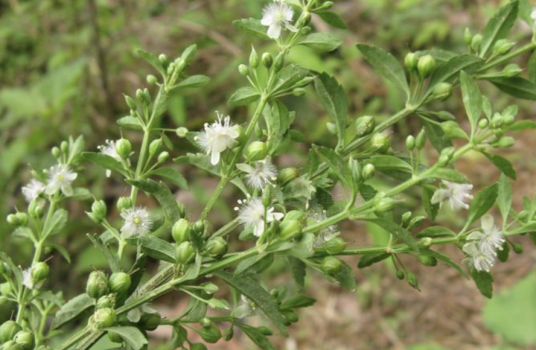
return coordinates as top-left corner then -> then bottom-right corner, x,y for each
196,112 -> 239,165
467,214 -> 505,255
237,198 -> 284,237
22,179 -> 45,203
120,207 -> 153,238
233,295 -> 258,318
237,159 -> 277,190
261,0 -> 297,39
531,7 -> 536,21
462,242 -> 496,272
98,140 -> 122,177
45,164 -> 78,197
309,209 -> 340,247
22,267 -> 34,289
431,180 -> 473,210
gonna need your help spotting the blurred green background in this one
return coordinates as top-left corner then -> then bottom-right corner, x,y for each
1,0 -> 535,349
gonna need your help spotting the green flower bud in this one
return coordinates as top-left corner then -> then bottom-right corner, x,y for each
512,243 -> 523,254
404,52 -> 419,73
401,211 -> 412,226
31,262 -> 49,283
193,220 -> 205,235
415,129 -> 426,149
158,53 -> 168,65
6,214 -> 19,226
233,124 -> 246,145
417,55 -> 436,79
125,95 -> 137,110
437,155 -> 450,167
172,219 -> 191,244
324,237 -> 347,254
282,310 -> 299,323
278,167 -> 299,186
201,317 -> 212,328
503,63 -> 522,77
0,296 -> 7,305
409,216 -> 426,228
406,135 -> 415,151
396,270 -> 406,280
257,326 -> 274,336
440,147 -> 455,158
478,119 -> 489,129
14,331 -> 34,349
191,343 -> 208,350
176,127 -> 189,138
471,34 -> 483,52
238,64 -> 249,76
292,88 -> 306,96
262,52 -> 273,68
503,114 -> 515,126
205,237 -> 228,258
202,282 -> 219,295
295,76 -> 315,87
51,147 -> 61,158
93,308 -> 117,329
432,82 -> 453,101
149,139 -> 163,157
199,325 -> 222,343
223,326 -> 234,341
16,213 -> 28,227
279,220 -> 302,241
249,47 -> 259,68
361,163 -> 375,180
96,295 -> 115,310
146,75 -> 157,85
354,116 -> 375,137
374,195 -> 395,213
0,321 -> 21,343
109,272 -> 131,295
284,210 -> 306,223
115,138 -> 132,159
60,141 -> 69,153
246,141 -> 268,161
418,255 -> 438,267
117,197 -> 133,211
29,201 -> 44,219
464,28 -> 472,46
370,133 -> 391,153
108,331 -> 123,343
86,271 -> 109,300
90,200 -> 107,223
140,312 -> 161,331
326,122 -> 337,135
157,151 -> 169,163
2,341 -> 23,350
406,272 -> 420,290
493,39 -> 515,56
176,241 -> 195,265
273,52 -> 285,72
322,257 -> 343,275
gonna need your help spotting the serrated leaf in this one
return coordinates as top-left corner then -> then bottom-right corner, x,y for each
314,146 -> 352,190
105,327 -> 148,350
228,87 -> 260,107
48,243 -> 71,263
332,260 -> 356,291
139,236 -> 176,263
314,73 -> 348,148
51,293 -> 94,330
422,118 -> 452,152
487,77 -> 536,101
480,1 -> 519,57
466,184 -> 498,227
288,256 -> 306,290
472,270 -> 494,298
298,33 -> 342,52
233,18 -> 269,39
150,167 -> 189,189
369,155 -> 413,177
272,64 -> 309,92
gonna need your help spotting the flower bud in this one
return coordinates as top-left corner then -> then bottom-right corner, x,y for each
410,216 -> 426,228
158,53 -> 168,65
191,343 -> 209,350
199,325 -> 222,343
60,141 -> 69,153
404,52 -> 419,73
401,211 -> 412,226
109,272 -> 131,295
86,271 -> 109,300
31,262 -> 49,284
322,257 -> 343,275
257,326 -> 274,336
478,119 -> 489,129
278,167 -> 299,185
326,122 -> 337,135
249,47 -> 259,68
238,64 -> 249,76
0,321 -> 21,343
201,318 -> 212,328
125,95 -> 137,110
51,147 -> 61,158
262,52 -> 273,68
282,310 -> 299,323
361,163 -> 375,180
418,255 -> 437,267
324,237 -> 347,254
279,220 -> 302,241
6,214 -> 18,226
292,88 -> 306,96
284,210 -> 306,223
406,135 -> 415,151
193,220 -> 205,235
202,282 -> 219,295
29,202 -> 44,219
140,312 -> 161,331
96,295 -> 114,310
262,186 -> 272,207
406,272 -> 420,290
233,125 -> 246,145
149,139 -> 163,157
2,341 -> 23,350
108,331 -> 123,343
205,237 -> 228,258
437,155 -> 450,167
157,151 -> 169,163
90,200 -> 107,223
503,114 -> 515,126
464,28 -> 472,46
471,34 -> 483,52
93,308 -> 117,329
246,141 -> 268,161
512,243 -> 523,254
273,52 -> 285,72
374,195 -> 395,213
146,75 -> 157,85
396,270 -> 406,280
493,39 -> 515,56
432,82 -> 453,101
503,64 -> 522,77
172,219 -> 191,244
13,331 -> 34,350
176,241 -> 196,265
117,197 -> 133,211
492,113 -> 504,128
370,133 -> 391,153
415,129 -> 426,149
176,127 -> 189,138
354,116 -> 375,137
417,55 -> 436,79
115,138 -> 132,159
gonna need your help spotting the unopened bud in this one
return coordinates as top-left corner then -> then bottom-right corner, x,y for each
402,211 -> 412,226
149,139 -> 163,157
406,135 -> 415,151
117,197 -> 133,211
246,141 -> 268,161
202,282 -> 219,295
176,127 -> 189,138
115,138 -> 132,159
512,243 -> 523,254
437,155 -> 450,167
416,129 -> 426,149
278,167 -> 299,185
354,116 -> 375,137
262,52 -> 273,68
125,95 -> 137,110
60,141 -> 69,153
205,237 -> 228,258
405,52 -> 419,73
503,64 -> 522,77
52,147 -> 61,158
140,312 -> 161,331
158,54 -> 168,65
471,34 -> 483,52
370,133 -> 391,153
146,75 -> 157,85
176,241 -> 195,265
249,47 -> 259,68
157,151 -> 169,163
86,271 -> 109,300
407,272 -> 420,290
495,136 -> 515,148
262,186 -> 272,207
324,237 -> 347,254
493,39 -> 515,56
96,295 -> 114,310
238,64 -> 249,76
109,272 -> 131,295
31,262 -> 49,284
279,220 -> 302,241
464,28 -> 472,46
292,88 -> 306,96
90,200 -> 107,223
14,330 -> 34,349
362,163 -> 375,180
396,270 -> 406,280
0,321 -> 22,343
274,53 -> 285,72
93,308 -> 117,329
172,219 -> 191,244
300,26 -> 312,35
374,196 -> 396,213
417,55 -> 436,79
418,255 -> 437,267
326,122 -> 337,135
432,82 -> 453,101
478,119 -> 489,129
322,257 -> 343,275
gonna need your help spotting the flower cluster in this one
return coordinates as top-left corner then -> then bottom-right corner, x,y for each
463,215 -> 505,272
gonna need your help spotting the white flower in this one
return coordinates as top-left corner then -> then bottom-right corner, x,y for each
531,7 -> 536,21
237,198 -> 284,237
120,207 -> 153,238
45,164 -> 78,197
233,295 -> 258,318
98,140 -> 122,177
22,267 -> 34,289
237,159 -> 277,190
467,214 -> 505,255
431,180 -> 473,210
462,242 -> 496,272
22,179 -> 45,203
196,112 -> 239,165
261,0 -> 297,39
309,209 -> 340,247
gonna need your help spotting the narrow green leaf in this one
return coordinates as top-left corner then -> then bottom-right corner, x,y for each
357,253 -> 391,269
505,120 -> 536,131
173,75 -> 210,90
424,250 -> 468,278
460,71 -> 482,134
236,323 -> 275,350
422,118 -> 452,152
288,256 -> 306,290
51,293 -> 93,330
498,173 -> 512,222
139,236 -> 176,263
228,87 -> 260,107
482,152 -> 517,180
317,11 -> 347,29
480,1 -> 519,57
105,327 -> 148,350
150,167 -> 189,189
272,64 -> 309,92
48,243 -> 71,263
43,209 -> 68,238
466,184 -> 499,226
369,155 -> 413,177
423,187 -> 439,221
128,179 -> 181,222
472,270 -> 494,298
87,234 -> 121,273
366,219 -> 418,251
117,116 -> 143,131
81,152 -> 128,177
428,54 -> 483,88
416,227 -> 456,239
279,295 -> 316,310
314,73 -> 348,147
233,18 -> 269,39
429,169 -> 470,183
487,77 -> 536,101
136,49 -> 165,75
332,260 -> 356,291
298,33 -> 342,52
235,254 -> 274,277
313,146 -> 351,189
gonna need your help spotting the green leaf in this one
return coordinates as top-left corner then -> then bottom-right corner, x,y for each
357,253 -> 391,269
105,327 -> 148,350
43,209 -> 68,238
136,49 -> 165,76
51,293 -> 93,330
460,71 -> 482,134
272,64 -> 309,92
505,120 -> 536,131
87,234 -> 121,273
279,295 -> 316,310
288,256 -> 306,290
215,271 -> 288,335
429,168 -> 470,183
173,75 -> 210,90
466,184 -> 499,226
233,18 -> 269,39
497,241 -> 510,263
366,219 -> 419,251
235,254 -> 274,277
416,226 -> 456,239
332,260 -> 356,291
228,87 -> 260,107
440,120 -> 469,140
487,77 -> 536,101
422,118 -> 452,152
423,250 -> 468,278
472,270 -> 494,299
48,243 -> 71,263
428,54 -> 483,88
369,155 -> 413,178
313,146 -> 351,189
235,323 -> 275,350
117,116 -> 143,131
81,152 -> 128,177
317,11 -> 347,29
314,73 -> 348,147
498,173 -> 512,222
356,43 -> 409,98
480,1 -> 519,57
298,33 -> 342,52
128,179 -> 181,222
482,152 -> 517,180
423,187 -> 439,221
150,167 -> 189,189
181,254 -> 203,283
139,236 -> 176,263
